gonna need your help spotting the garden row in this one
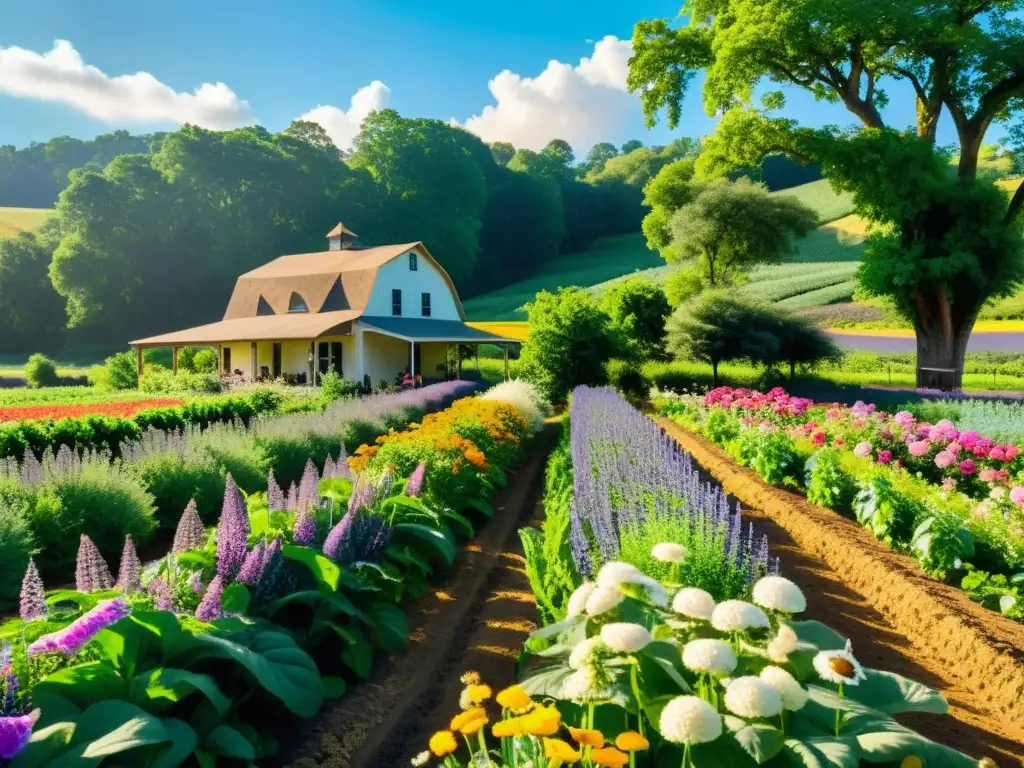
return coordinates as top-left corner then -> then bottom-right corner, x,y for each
0,379 -> 551,765
0,381 -> 477,610
410,387 -> 975,767
657,386 -> 1024,621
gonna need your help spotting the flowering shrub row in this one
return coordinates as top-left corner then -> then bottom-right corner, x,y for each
658,387 -> 1024,621
0,398 -> 186,423
0,382 -> 549,764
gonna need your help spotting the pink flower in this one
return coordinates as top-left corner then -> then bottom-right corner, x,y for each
972,444 -> 990,459
811,431 -> 826,447
908,440 -> 931,458
946,441 -> 961,456
1010,487 -> 1024,507
989,446 -> 1006,461
959,430 -> 980,448
941,478 -> 958,491
854,441 -> 872,458
894,411 -> 915,429
880,427 -> 893,441
934,452 -> 955,469
979,469 -> 998,482
834,438 -> 845,446
958,459 -> 977,476
927,427 -> 942,442
935,419 -> 955,433
877,450 -> 892,465
1005,446 -> 1019,461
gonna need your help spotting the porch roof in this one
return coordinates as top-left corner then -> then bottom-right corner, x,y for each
129,310 -> 361,347
357,316 -> 520,344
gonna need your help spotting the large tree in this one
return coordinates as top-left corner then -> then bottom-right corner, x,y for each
629,0 -> 1024,387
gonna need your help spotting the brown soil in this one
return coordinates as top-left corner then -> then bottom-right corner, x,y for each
658,418 -> 1024,766
277,422 -> 556,768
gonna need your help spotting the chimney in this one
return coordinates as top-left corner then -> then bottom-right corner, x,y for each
326,222 -> 360,251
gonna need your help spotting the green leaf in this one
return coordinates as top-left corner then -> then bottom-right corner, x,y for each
151,717 -> 199,768
639,640 -> 692,693
783,736 -> 860,768
32,662 -> 125,709
30,694 -> 81,730
843,670 -> 947,715
222,583 -> 251,614
366,601 -> 409,652
323,676 -> 347,699
334,622 -> 374,679
283,544 -> 341,591
204,725 -> 256,760
520,659 -> 574,699
853,724 -> 975,766
465,498 -> 495,517
131,667 -> 230,717
44,590 -> 100,611
725,716 -> 785,763
790,620 -> 846,651
39,701 -> 174,766
391,523 -> 456,566
10,722 -> 76,768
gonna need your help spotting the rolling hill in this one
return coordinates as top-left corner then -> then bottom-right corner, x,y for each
0,207 -> 53,239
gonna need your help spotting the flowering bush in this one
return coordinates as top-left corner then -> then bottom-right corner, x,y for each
0,398 -> 186,423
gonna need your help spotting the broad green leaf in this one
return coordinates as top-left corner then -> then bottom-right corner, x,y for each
222,583 -> 251,614
30,693 -> 81,730
204,725 -> 256,760
843,670 -> 947,715
725,716 -> 786,763
465,497 -> 494,517
854,725 -> 975,766
41,701 -> 173,766
783,736 -> 860,768
639,640 -> 692,693
151,717 -> 199,768
44,590 -> 100,611
790,620 -> 845,651
366,601 -> 409,652
335,622 -> 374,679
283,544 -> 341,591
32,662 -> 124,709
323,676 -> 347,699
520,659 -> 574,699
391,523 -> 456,566
131,667 -> 230,717
10,722 -> 76,768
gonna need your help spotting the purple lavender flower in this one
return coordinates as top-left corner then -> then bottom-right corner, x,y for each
322,512 -> 355,562
75,535 -> 113,593
195,575 -> 224,621
293,507 -> 316,547
151,577 -> 174,611
116,535 -> 142,593
1,643 -> 19,716
286,482 -> 298,512
262,535 -> 283,572
297,459 -> 320,513
323,455 -> 337,480
172,499 -> 206,554
216,475 -> 249,581
188,571 -> 204,593
323,511 -> 392,565
267,471 -> 285,512
335,444 -> 353,480
237,541 -> 267,585
0,710 -> 38,759
27,599 -> 131,656
19,558 -> 45,621
406,462 -> 426,497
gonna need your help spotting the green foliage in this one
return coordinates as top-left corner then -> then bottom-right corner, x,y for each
318,370 -> 358,403
519,288 -> 622,403
89,351 -> 138,391
0,229 -> 67,354
804,448 -> 856,515
192,348 -> 217,374
0,501 -> 34,610
599,277 -> 671,361
177,346 -> 197,373
605,359 -> 647,401
24,353 -> 60,388
140,369 -> 221,394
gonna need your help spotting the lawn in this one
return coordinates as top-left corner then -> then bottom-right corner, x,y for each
0,206 -> 53,238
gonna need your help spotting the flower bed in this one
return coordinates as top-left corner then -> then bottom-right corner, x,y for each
658,386 -> 1024,622
0,381 -> 550,765
0,398 -> 186,423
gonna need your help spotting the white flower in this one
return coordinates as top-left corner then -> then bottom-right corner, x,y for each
585,586 -> 624,616
766,624 -> 799,663
411,751 -> 431,767
596,561 -> 646,590
560,667 -> 607,703
682,639 -> 737,676
567,582 -> 596,617
672,588 -> 716,620
813,640 -> 867,686
723,676 -> 783,719
711,600 -> 770,632
752,576 -> 807,614
659,696 -> 723,745
458,687 -> 473,711
759,666 -> 808,711
569,636 -> 606,670
652,542 -> 687,563
600,623 -> 652,654
720,677 -> 734,688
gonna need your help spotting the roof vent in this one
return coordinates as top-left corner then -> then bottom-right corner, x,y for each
326,222 -> 362,251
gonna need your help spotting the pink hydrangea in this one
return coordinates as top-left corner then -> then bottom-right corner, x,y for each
959,430 -> 980,449
935,419 -> 955,434
1005,445 -> 1020,461
1010,487 -> 1024,507
934,452 -> 955,469
811,431 -> 826,447
979,469 -> 998,482
941,478 -> 958,491
894,411 -> 915,429
972,444 -> 991,459
946,441 -> 962,456
908,440 -> 931,458
989,446 -> 1006,461
877,450 -> 892,465
958,459 -> 977,476
854,441 -> 872,458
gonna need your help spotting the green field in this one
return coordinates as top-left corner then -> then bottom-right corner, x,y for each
770,179 -> 855,223
0,207 -> 53,238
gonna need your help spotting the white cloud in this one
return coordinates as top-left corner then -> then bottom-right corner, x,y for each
462,35 -> 635,151
298,81 -> 391,150
0,39 -> 254,129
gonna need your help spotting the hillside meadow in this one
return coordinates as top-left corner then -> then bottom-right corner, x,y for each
0,207 -> 52,238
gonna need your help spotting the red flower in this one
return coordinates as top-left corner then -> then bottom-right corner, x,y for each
811,431 -> 826,446
0,398 -> 184,423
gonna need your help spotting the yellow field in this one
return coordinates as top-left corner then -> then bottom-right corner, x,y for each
0,207 -> 53,238
467,321 -> 530,341
818,213 -> 870,241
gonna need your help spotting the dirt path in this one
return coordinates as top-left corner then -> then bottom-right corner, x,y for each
658,418 -> 1024,766
278,422 -> 556,768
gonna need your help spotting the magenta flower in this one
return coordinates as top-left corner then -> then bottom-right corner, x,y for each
934,451 -> 954,469
877,450 -> 892,465
853,441 -> 872,458
908,440 -> 930,458
19,558 -> 45,622
1009,487 -> 1024,506
75,535 -> 113,593
0,710 -> 38,759
116,535 -> 142,593
989,446 -> 1007,461
893,411 -> 915,429
958,459 -> 977,476
406,462 -> 426,497
172,500 -> 207,554
1005,445 -> 1019,461
267,471 -> 285,512
28,599 -> 130,656
195,575 -> 224,621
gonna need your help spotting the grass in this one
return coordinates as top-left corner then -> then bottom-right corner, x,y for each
771,179 -> 855,223
0,207 -> 53,239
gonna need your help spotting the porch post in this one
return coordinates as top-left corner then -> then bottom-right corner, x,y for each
250,342 -> 257,382
217,345 -> 222,373
503,343 -> 509,381
136,346 -> 143,384
172,347 -> 179,375
410,341 -> 416,377
354,326 -> 365,381
309,339 -> 317,386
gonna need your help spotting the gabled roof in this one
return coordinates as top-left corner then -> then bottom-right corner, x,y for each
326,222 -> 359,238
130,310 -> 360,347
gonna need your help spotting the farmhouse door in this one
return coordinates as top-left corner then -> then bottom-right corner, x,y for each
272,343 -> 282,378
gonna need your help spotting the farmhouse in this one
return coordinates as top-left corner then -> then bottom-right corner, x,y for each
130,224 -> 518,384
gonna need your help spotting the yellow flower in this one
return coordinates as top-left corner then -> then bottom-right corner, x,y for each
900,758 -> 923,768
496,684 -> 533,711
460,671 -> 481,685
492,718 -> 524,738
466,683 -> 492,704
428,730 -> 457,757
591,746 -> 630,767
614,731 -> 649,752
568,726 -> 605,748
544,738 -> 582,764
450,708 -> 488,733
522,704 -> 561,736
457,712 -> 488,736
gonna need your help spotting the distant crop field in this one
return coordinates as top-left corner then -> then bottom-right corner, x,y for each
771,179 -> 855,224
0,207 -> 53,238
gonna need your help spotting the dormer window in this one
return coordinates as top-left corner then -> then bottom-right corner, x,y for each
288,292 -> 309,313
408,252 -> 418,271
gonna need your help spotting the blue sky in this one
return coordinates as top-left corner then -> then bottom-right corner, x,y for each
0,0 -> 988,153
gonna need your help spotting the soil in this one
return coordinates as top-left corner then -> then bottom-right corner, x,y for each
276,422 -> 556,768
657,418 -> 1024,766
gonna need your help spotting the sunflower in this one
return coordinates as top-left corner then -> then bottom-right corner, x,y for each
812,640 -> 867,686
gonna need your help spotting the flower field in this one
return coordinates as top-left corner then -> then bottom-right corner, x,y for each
0,398 -> 185,423
0,379 -> 550,764
658,386 -> 1024,621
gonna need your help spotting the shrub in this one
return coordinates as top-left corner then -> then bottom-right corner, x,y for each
662,264 -> 706,305
605,359 -> 647,400
178,346 -> 197,372
140,369 -> 221,394
24,354 -> 60,388
90,351 -> 139,391
480,379 -> 551,433
599,277 -> 671,361
319,370 -> 359,402
0,497 -> 35,610
192,348 -> 218,373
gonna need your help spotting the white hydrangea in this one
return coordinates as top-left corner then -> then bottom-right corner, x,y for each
723,676 -> 783,719
711,600 -> 770,632
585,585 -> 624,616
681,639 -> 737,676
596,561 -> 646,590
759,666 -> 808,711
567,582 -> 596,617
568,636 -> 606,670
752,576 -> 807,614
600,623 -> 652,654
652,542 -> 687,563
672,587 -> 716,620
766,624 -> 799,663
659,696 -> 723,745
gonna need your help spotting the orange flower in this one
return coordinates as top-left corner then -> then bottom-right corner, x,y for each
544,738 -> 582,764
615,731 -> 649,752
591,747 -> 629,767
457,711 -> 488,736
428,730 -> 457,757
568,726 -> 605,748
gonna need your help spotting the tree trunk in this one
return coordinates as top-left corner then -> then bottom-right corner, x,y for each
915,325 -> 971,390
712,359 -> 719,386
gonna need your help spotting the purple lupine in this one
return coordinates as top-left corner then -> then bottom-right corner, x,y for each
75,535 -> 113,593
323,511 -> 392,565
286,482 -> 298,512
172,500 -> 206,554
323,455 -> 337,480
293,507 -> 317,547
268,471 -> 285,512
335,444 -> 353,480
153,578 -> 174,612
1,643 -> 17,714
195,575 -> 224,621
216,475 -> 249,580
116,535 -> 142,593
406,462 -> 426,497
237,541 -> 267,585
27,599 -> 130,656
188,571 -> 204,593
0,710 -> 38,759
19,558 -> 45,621
322,512 -> 356,562
297,459 -> 321,513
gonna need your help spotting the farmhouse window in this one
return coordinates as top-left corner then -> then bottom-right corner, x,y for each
288,292 -> 309,313
392,289 -> 402,316
421,292 -> 431,317
409,252 -> 418,271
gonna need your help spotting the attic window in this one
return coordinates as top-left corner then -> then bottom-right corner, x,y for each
409,253 -> 418,271
288,292 -> 309,313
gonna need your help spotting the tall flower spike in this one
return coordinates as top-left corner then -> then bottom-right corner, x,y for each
322,511 -> 356,562
406,462 -> 426,497
216,475 -> 248,581
27,599 -> 130,656
150,577 -> 174,612
237,541 -> 267,585
323,455 -> 337,480
172,499 -> 206,554
75,535 -> 113,593
267,471 -> 285,512
297,458 -> 320,513
195,575 -> 224,621
293,507 -> 317,547
19,558 -> 46,622
336,443 -> 353,480
0,710 -> 39,760
286,482 -> 298,512
116,535 -> 142,593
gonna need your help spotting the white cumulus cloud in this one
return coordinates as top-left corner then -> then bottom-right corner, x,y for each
0,39 -> 254,129
298,81 -> 391,150
462,35 -> 635,151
